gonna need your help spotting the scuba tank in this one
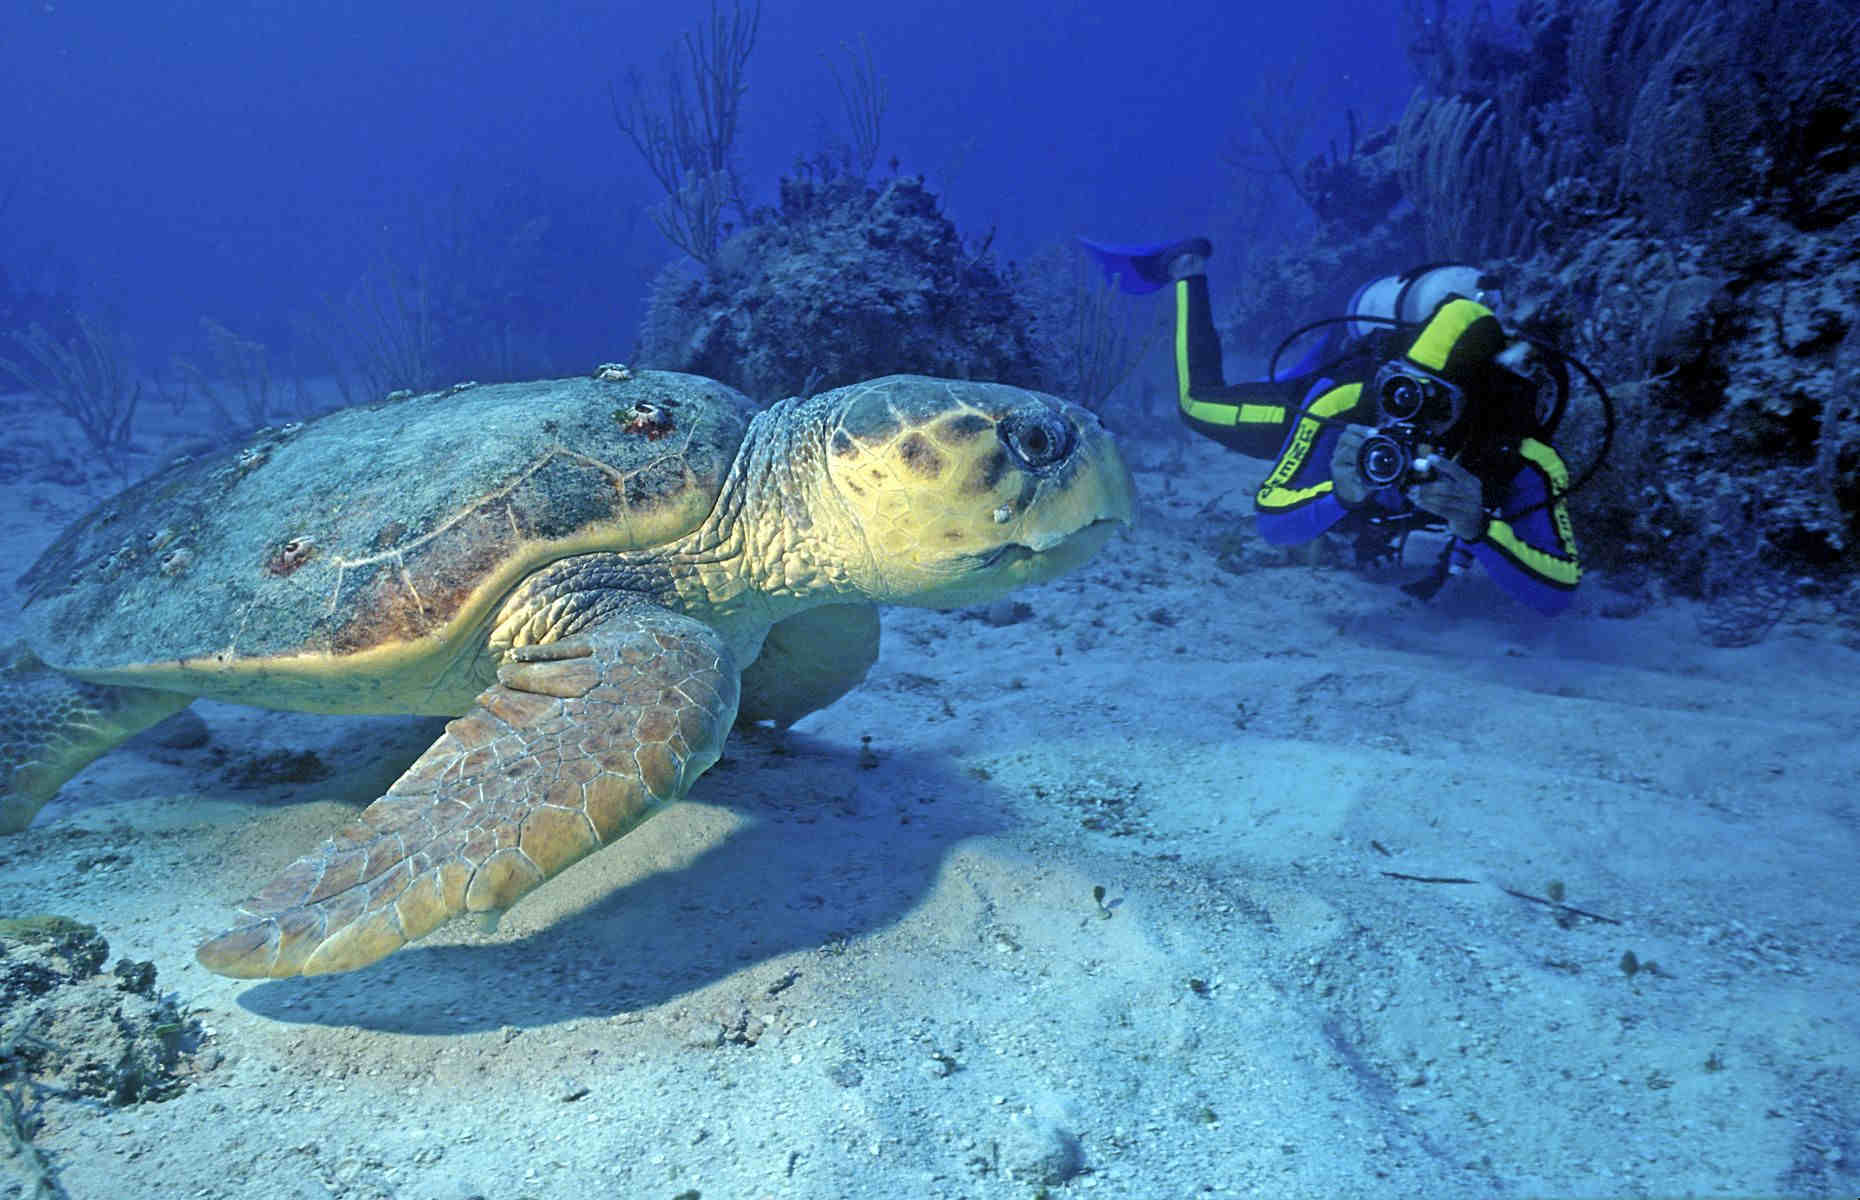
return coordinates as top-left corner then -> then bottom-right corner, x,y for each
1346,263 -> 1504,340
1275,262 -> 1505,380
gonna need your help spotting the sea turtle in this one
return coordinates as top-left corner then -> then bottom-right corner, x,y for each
1,369 -> 1133,978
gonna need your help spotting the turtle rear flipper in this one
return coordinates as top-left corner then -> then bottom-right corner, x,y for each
194,611 -> 740,979
0,642 -> 193,834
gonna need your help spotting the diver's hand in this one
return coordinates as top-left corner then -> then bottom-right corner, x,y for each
1408,456 -> 1487,541
1328,424 -> 1376,507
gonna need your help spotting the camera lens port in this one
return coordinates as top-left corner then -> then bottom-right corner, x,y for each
1359,432 -> 1411,487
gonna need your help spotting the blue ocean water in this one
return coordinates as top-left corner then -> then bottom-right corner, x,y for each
1,0 -> 1415,367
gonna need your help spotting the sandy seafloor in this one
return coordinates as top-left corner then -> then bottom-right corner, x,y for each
1,384 -> 1857,1200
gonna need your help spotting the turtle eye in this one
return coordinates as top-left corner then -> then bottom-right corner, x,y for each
999,410 -> 1074,472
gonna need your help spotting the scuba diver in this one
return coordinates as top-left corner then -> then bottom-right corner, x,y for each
1081,236 -> 1588,616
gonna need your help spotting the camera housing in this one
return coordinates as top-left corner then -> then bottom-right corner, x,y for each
1372,361 -> 1463,430
1356,362 -> 1465,488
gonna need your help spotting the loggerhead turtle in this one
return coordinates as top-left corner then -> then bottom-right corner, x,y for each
1,368 -> 1133,978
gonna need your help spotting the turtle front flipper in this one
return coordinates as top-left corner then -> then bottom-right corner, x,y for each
0,642 -> 194,834
195,610 -> 740,979
736,602 -> 880,730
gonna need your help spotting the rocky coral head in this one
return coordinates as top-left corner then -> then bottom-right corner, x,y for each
812,375 -> 1134,607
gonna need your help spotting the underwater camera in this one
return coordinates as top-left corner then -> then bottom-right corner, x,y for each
1356,361 -> 1465,488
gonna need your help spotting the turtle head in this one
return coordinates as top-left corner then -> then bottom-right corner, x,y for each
813,376 -> 1135,608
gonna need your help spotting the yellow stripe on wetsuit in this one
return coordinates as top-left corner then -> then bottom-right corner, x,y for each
1256,382 -> 1362,510
1482,438 -> 1581,586
1173,278 -> 1193,403
1405,297 -> 1489,373
1181,398 -> 1288,427
1175,278 -> 1286,429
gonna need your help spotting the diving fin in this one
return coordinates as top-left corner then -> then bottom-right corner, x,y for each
1076,236 -> 1211,295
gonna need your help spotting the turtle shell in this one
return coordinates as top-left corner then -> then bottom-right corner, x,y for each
19,370 -> 757,708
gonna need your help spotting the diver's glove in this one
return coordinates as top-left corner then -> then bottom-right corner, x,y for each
1407,456 -> 1488,542
1329,424 -> 1376,507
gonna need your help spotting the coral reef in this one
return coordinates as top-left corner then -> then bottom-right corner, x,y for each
1017,242 -> 1169,418
0,916 -> 202,1108
0,309 -> 142,458
637,170 -> 1042,403
1217,124 -> 1423,363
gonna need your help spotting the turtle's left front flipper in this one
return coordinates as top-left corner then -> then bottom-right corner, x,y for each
0,642 -> 193,834
195,610 -> 739,979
